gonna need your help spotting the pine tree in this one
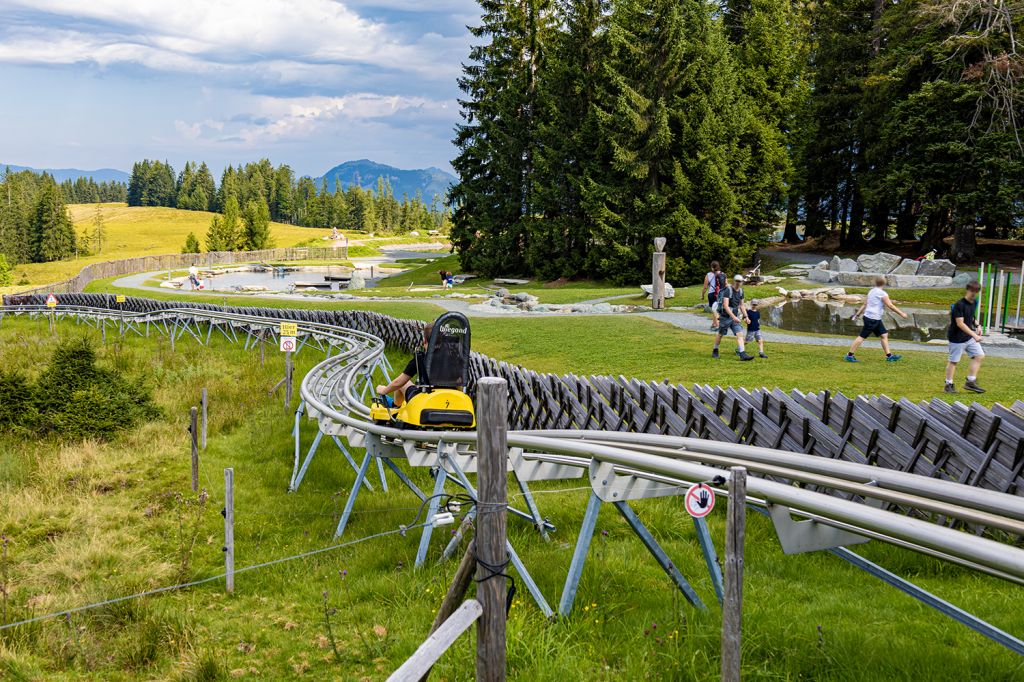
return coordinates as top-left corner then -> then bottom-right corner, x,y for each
205,215 -> 227,252
33,176 -> 77,262
196,163 -> 216,212
92,205 -> 106,255
221,196 -> 243,250
182,232 -> 201,254
243,197 -> 273,250
0,254 -> 12,286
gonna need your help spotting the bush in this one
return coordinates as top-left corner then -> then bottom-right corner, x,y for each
0,337 -> 159,441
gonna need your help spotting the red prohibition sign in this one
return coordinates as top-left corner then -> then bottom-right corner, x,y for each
684,483 -> 715,518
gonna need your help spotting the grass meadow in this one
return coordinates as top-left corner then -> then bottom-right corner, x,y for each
1,314 -> 1023,680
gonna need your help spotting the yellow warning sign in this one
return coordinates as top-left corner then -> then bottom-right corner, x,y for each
279,322 -> 298,337
116,295 -> 126,304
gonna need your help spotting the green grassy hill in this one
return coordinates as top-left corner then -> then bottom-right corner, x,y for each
4,204 -> 337,289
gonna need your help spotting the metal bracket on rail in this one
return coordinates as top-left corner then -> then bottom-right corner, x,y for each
767,504 -> 870,554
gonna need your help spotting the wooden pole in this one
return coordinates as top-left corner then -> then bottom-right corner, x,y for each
721,466 -> 747,682
475,378 -> 508,682
201,388 -> 208,450
190,407 -> 199,493
224,468 -> 235,593
259,329 -> 265,367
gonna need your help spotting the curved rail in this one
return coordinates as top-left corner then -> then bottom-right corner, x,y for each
5,302 -> 1024,646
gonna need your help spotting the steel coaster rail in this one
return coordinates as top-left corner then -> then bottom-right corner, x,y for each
6,303 -> 1024,654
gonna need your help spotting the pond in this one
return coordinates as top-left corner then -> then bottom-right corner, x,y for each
201,267 -> 356,292
762,299 -> 951,342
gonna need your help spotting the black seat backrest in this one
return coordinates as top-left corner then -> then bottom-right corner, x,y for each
424,312 -> 471,389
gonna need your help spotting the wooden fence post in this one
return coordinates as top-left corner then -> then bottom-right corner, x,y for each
721,466 -> 747,682
224,468 -> 235,593
476,378 -> 508,682
190,407 -> 199,493
201,388 -> 208,450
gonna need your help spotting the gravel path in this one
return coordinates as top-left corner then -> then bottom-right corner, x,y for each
112,271 -> 1024,359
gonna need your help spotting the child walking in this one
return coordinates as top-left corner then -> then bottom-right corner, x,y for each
746,302 -> 767,358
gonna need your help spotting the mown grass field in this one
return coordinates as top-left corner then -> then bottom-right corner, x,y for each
1,315 -> 1022,681
2,204 -> 332,290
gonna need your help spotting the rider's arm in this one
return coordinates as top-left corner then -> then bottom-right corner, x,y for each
377,372 -> 412,395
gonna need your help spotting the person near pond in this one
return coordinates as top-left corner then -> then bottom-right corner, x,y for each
438,269 -> 450,286
713,274 -> 755,361
845,276 -> 908,363
945,280 -> 985,394
188,264 -> 200,290
746,301 -> 767,359
702,261 -> 726,330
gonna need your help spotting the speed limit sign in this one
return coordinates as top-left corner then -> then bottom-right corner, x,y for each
280,336 -> 297,353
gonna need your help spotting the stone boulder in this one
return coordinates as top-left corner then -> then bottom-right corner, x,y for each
495,287 -> 510,298
918,259 -> 956,277
838,258 -> 859,272
779,268 -> 807,277
885,274 -> 954,288
830,255 -> 841,271
889,258 -> 920,276
815,260 -> 830,270
835,272 -> 881,287
857,252 -> 902,274
807,269 -> 836,284
952,272 -> 974,287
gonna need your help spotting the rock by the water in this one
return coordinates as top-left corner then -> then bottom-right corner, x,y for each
494,278 -> 530,285
889,258 -> 920,276
640,283 -> 676,298
838,258 -> 859,272
779,268 -> 807,276
830,255 -> 841,271
918,259 -> 956,277
815,260 -> 830,270
495,287 -> 510,298
835,272 -> 880,287
857,252 -> 902,274
885,274 -> 954,288
593,303 -> 614,313
951,272 -> 974,287
807,269 -> 836,284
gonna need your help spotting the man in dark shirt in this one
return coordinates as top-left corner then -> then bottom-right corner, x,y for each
945,281 -> 985,394
376,322 -> 433,405
712,274 -> 755,361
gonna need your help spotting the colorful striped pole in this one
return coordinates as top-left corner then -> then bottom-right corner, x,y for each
1016,261 -> 1023,330
978,262 -> 985,333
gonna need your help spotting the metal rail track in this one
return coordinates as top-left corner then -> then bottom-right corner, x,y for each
4,303 -> 1023,654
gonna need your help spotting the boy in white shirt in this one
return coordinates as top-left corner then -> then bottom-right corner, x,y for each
845,276 -> 909,363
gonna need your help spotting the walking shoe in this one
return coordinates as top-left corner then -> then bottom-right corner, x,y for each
712,348 -> 719,359
943,383 -> 957,394
886,354 -> 902,362
759,352 -> 768,359
738,351 -> 755,361
964,380 -> 986,394
844,355 -> 859,363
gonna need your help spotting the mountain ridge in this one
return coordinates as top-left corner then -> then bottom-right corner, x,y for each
314,159 -> 455,202
1,163 -> 130,183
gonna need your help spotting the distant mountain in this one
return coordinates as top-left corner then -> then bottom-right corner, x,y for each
315,160 -> 456,202
1,163 -> 130,183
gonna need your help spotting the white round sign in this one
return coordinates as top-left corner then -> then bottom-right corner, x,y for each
280,336 -> 297,353
684,483 -> 715,518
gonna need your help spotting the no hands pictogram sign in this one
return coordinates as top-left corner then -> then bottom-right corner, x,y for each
684,483 -> 715,518
280,336 -> 297,353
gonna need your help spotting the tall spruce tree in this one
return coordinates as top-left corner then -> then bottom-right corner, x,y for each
33,176 -> 76,262
243,197 -> 273,250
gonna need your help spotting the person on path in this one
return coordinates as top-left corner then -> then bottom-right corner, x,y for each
845,276 -> 908,362
713,274 -> 755,361
702,261 -> 726,330
746,301 -> 767,359
945,281 -> 985,393
188,264 -> 200,290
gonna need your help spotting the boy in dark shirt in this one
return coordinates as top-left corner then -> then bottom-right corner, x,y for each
376,322 -> 433,405
745,302 -> 767,359
945,281 -> 985,394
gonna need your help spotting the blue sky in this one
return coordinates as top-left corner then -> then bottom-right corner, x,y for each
0,0 -> 479,176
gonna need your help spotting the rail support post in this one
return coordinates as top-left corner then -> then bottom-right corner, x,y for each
721,466 -> 747,682
201,388 -> 208,450
476,377 -> 508,682
189,406 -> 199,493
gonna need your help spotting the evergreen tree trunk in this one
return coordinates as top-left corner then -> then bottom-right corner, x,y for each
870,199 -> 889,242
951,221 -> 977,263
896,193 -> 918,241
782,193 -> 801,243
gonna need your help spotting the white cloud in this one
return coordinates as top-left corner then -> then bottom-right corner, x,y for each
0,0 -> 466,79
